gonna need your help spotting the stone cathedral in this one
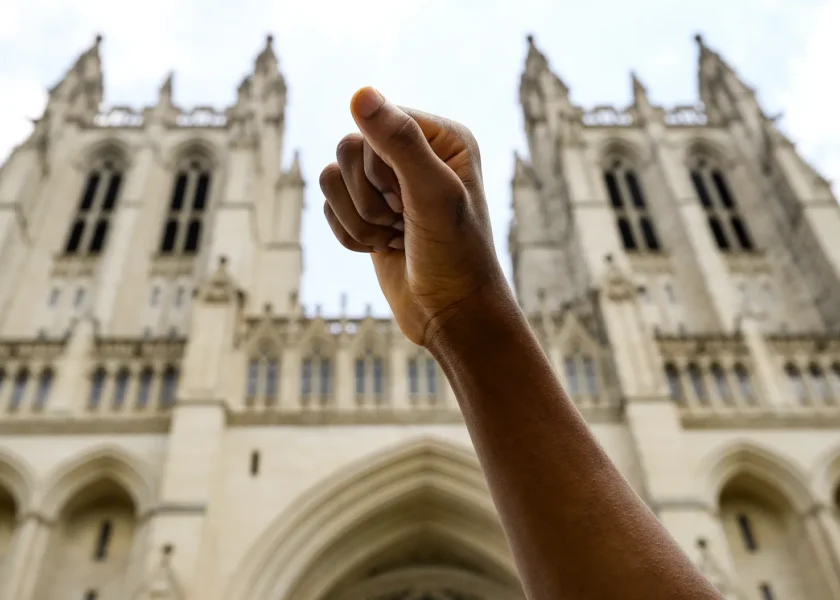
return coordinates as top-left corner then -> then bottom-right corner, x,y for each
0,29 -> 838,600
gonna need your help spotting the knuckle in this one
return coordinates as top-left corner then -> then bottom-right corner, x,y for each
385,115 -> 423,153
336,134 -> 363,163
318,164 -> 342,194
453,122 -> 480,159
356,201 -> 389,225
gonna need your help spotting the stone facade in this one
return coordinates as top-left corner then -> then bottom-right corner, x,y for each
0,32 -> 838,600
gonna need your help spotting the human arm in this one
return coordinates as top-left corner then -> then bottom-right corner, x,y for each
319,87 -> 722,599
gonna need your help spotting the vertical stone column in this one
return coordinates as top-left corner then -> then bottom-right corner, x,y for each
137,257 -> 241,599
599,256 -> 714,558
4,514 -> 53,600
801,507 -> 840,598
48,316 -> 96,415
388,322 -> 409,411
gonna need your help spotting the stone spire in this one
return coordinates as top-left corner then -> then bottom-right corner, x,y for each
159,72 -> 174,105
285,150 -> 304,186
695,33 -> 758,125
48,34 -> 105,124
255,33 -> 279,75
630,71 -> 654,120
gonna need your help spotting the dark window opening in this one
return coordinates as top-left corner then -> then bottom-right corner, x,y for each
617,217 -> 637,251
250,450 -> 260,476
160,220 -> 178,254
88,220 -> 109,254
731,216 -> 754,251
708,216 -> 730,251
79,173 -> 101,211
737,513 -> 757,551
170,173 -> 188,211
639,217 -> 661,251
184,220 -> 202,254
687,363 -> 707,404
625,171 -> 646,208
664,364 -> 683,403
137,368 -> 153,409
712,170 -> 735,208
9,369 -> 28,412
604,172 -> 623,208
759,583 -> 774,600
426,359 -> 437,395
193,173 -> 210,211
113,369 -> 130,410
84,590 -> 99,600
160,367 -> 179,408
89,368 -> 107,410
355,358 -> 365,395
691,170 -> 713,208
408,359 -> 419,395
266,360 -> 279,401
65,220 -> 86,254
101,173 -> 122,211
94,520 -> 112,560
35,369 -> 53,410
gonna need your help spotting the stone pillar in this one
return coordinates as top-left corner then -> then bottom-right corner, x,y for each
740,317 -> 786,408
335,322 -> 354,411
4,514 -> 53,600
388,323 -> 409,411
48,316 -> 96,415
138,257 -> 241,599
802,506 -> 840,598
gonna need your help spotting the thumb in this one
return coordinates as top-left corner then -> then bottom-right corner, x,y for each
350,87 -> 445,188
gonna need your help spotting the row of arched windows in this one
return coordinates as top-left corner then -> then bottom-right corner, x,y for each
88,366 -> 179,412
563,355 -> 601,398
603,155 -> 754,255
0,367 -> 54,413
64,155 -> 212,259
244,353 -> 441,408
783,362 -> 840,407
664,361 -> 757,408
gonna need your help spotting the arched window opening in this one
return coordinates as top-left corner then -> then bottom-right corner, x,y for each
603,158 -> 661,253
136,367 -> 153,410
785,363 -> 808,405
301,348 -> 332,405
582,356 -> 599,396
9,369 -> 29,413
63,158 -> 124,256
89,367 -> 107,410
808,363 -> 831,403
564,357 -> 580,395
664,363 -> 683,403
159,157 -> 213,256
34,368 -> 54,411
160,367 -> 179,409
690,156 -> 755,253
734,364 -> 757,406
687,363 -> 707,405
113,368 -> 130,410
246,359 -> 261,404
711,363 -> 733,406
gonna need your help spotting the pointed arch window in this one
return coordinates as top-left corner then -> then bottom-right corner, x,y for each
245,344 -> 280,408
159,156 -> 213,256
664,363 -> 683,403
301,348 -> 332,406
689,156 -> 755,253
160,366 -> 179,409
88,367 -> 107,410
785,363 -> 808,405
687,362 -> 708,405
354,348 -> 386,404
408,354 -> 440,405
34,368 -> 54,411
63,157 -> 124,256
136,367 -> 154,410
113,368 -> 130,410
9,369 -> 29,412
603,158 -> 661,253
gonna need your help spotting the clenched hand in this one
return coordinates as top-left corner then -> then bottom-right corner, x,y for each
319,87 -> 511,347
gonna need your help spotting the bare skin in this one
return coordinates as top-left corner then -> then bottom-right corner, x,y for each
320,87 -> 722,600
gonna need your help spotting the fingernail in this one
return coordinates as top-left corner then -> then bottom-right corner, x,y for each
353,87 -> 385,119
392,219 -> 404,232
384,192 -> 403,213
388,236 -> 405,250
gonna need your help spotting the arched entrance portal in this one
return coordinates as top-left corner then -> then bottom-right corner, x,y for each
225,437 -> 524,600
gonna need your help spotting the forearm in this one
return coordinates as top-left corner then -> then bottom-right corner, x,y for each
429,289 -> 720,599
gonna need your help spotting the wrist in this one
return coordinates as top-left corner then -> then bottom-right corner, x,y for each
425,279 -> 525,360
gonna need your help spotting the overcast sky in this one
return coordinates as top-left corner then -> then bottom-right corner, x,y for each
1,0 -> 838,317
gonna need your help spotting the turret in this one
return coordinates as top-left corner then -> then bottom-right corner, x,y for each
46,34 -> 104,127
695,34 -> 763,135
